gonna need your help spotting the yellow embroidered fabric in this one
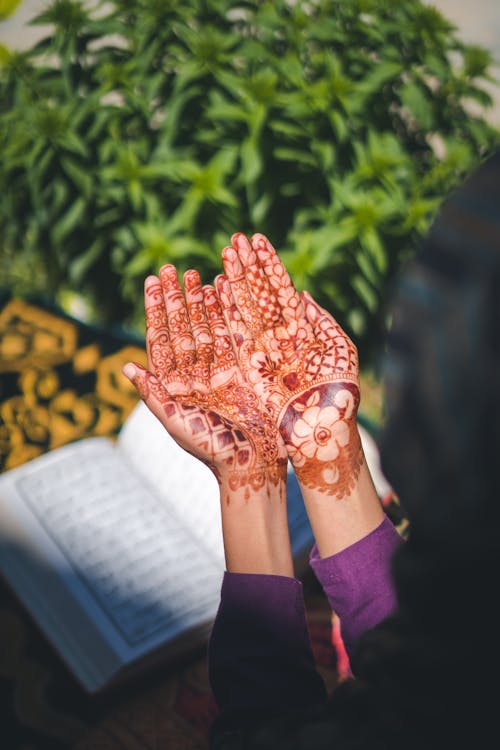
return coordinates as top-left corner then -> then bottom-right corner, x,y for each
0,296 -> 147,472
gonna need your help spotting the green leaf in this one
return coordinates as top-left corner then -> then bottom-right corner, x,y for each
400,82 -> 433,130
360,229 -> 387,273
250,191 -> 272,225
0,43 -> 11,66
69,238 -> 105,283
123,249 -> 155,277
273,147 -> 317,167
351,273 -> 378,313
51,197 -> 86,245
240,137 -> 263,185
61,157 -> 93,196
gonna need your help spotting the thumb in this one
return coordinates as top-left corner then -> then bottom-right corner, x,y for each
122,362 -> 186,439
122,362 -> 152,402
122,363 -> 172,425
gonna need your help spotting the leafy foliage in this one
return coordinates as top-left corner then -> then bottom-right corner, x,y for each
1,0 -> 498,362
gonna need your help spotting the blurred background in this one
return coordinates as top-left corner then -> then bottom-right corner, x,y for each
1,1 -> 499,390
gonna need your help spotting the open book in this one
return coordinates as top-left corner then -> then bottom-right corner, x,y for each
0,400 -> 314,694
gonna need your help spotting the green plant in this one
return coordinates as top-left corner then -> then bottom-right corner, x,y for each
1,0 -> 498,363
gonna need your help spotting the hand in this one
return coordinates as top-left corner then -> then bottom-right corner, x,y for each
123,266 -> 288,504
217,232 -> 363,500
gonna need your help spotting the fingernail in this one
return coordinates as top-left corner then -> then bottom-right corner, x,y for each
222,246 -> 237,261
122,363 -> 136,380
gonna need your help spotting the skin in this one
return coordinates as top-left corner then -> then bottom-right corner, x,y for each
123,267 -> 293,576
219,232 -> 384,557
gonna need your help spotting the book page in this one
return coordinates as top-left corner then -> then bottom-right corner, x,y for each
0,439 -> 223,677
117,402 -> 225,566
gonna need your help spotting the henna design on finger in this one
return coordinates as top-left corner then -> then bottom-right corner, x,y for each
215,275 -> 256,371
184,270 -> 213,388
302,290 -> 358,374
232,232 -> 283,327
202,285 -> 239,378
145,277 -> 176,379
222,246 -> 266,337
160,264 -> 196,371
251,233 -> 309,324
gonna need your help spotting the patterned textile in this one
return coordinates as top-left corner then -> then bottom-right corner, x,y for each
0,293 -> 147,471
0,293 -> 342,750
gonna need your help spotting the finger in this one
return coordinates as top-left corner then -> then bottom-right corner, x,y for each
159,264 -> 196,371
184,269 -> 213,368
301,290 -> 358,373
250,233 -> 307,324
122,362 -> 172,423
122,362 -> 192,441
221,241 -> 264,337
231,232 -> 283,328
144,275 -> 175,379
214,274 -> 255,364
202,283 -> 238,374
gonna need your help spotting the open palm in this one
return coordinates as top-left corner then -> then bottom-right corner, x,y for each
218,233 -> 362,498
127,266 -> 287,503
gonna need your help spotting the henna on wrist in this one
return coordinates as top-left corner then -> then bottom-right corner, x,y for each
281,383 -> 362,498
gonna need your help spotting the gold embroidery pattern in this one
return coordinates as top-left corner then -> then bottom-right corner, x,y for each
0,297 -> 147,471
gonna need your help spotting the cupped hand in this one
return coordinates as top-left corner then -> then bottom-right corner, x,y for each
123,266 -> 287,503
217,232 -> 362,499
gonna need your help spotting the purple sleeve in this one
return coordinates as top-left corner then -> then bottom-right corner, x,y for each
310,515 -> 402,662
208,572 -> 326,723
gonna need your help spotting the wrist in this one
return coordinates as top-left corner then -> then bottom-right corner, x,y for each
215,460 -> 287,505
218,473 -> 294,576
288,417 -> 363,498
297,447 -> 385,558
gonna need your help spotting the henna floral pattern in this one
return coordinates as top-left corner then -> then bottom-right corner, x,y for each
282,384 -> 362,497
219,233 -> 362,499
129,266 -> 287,503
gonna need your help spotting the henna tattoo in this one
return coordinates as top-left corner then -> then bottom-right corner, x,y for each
221,234 -> 362,498
232,233 -> 282,328
184,270 -> 213,386
160,264 -> 196,371
280,383 -> 362,498
136,367 -> 286,504
203,285 -> 242,377
136,269 -> 288,503
145,277 -> 177,381
251,233 -> 308,323
222,246 -> 266,337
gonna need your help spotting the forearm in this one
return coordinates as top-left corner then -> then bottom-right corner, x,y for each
218,472 -> 294,576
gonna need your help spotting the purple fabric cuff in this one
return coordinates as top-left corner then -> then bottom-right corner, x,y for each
214,572 -> 309,657
310,515 -> 402,661
208,572 -> 326,714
